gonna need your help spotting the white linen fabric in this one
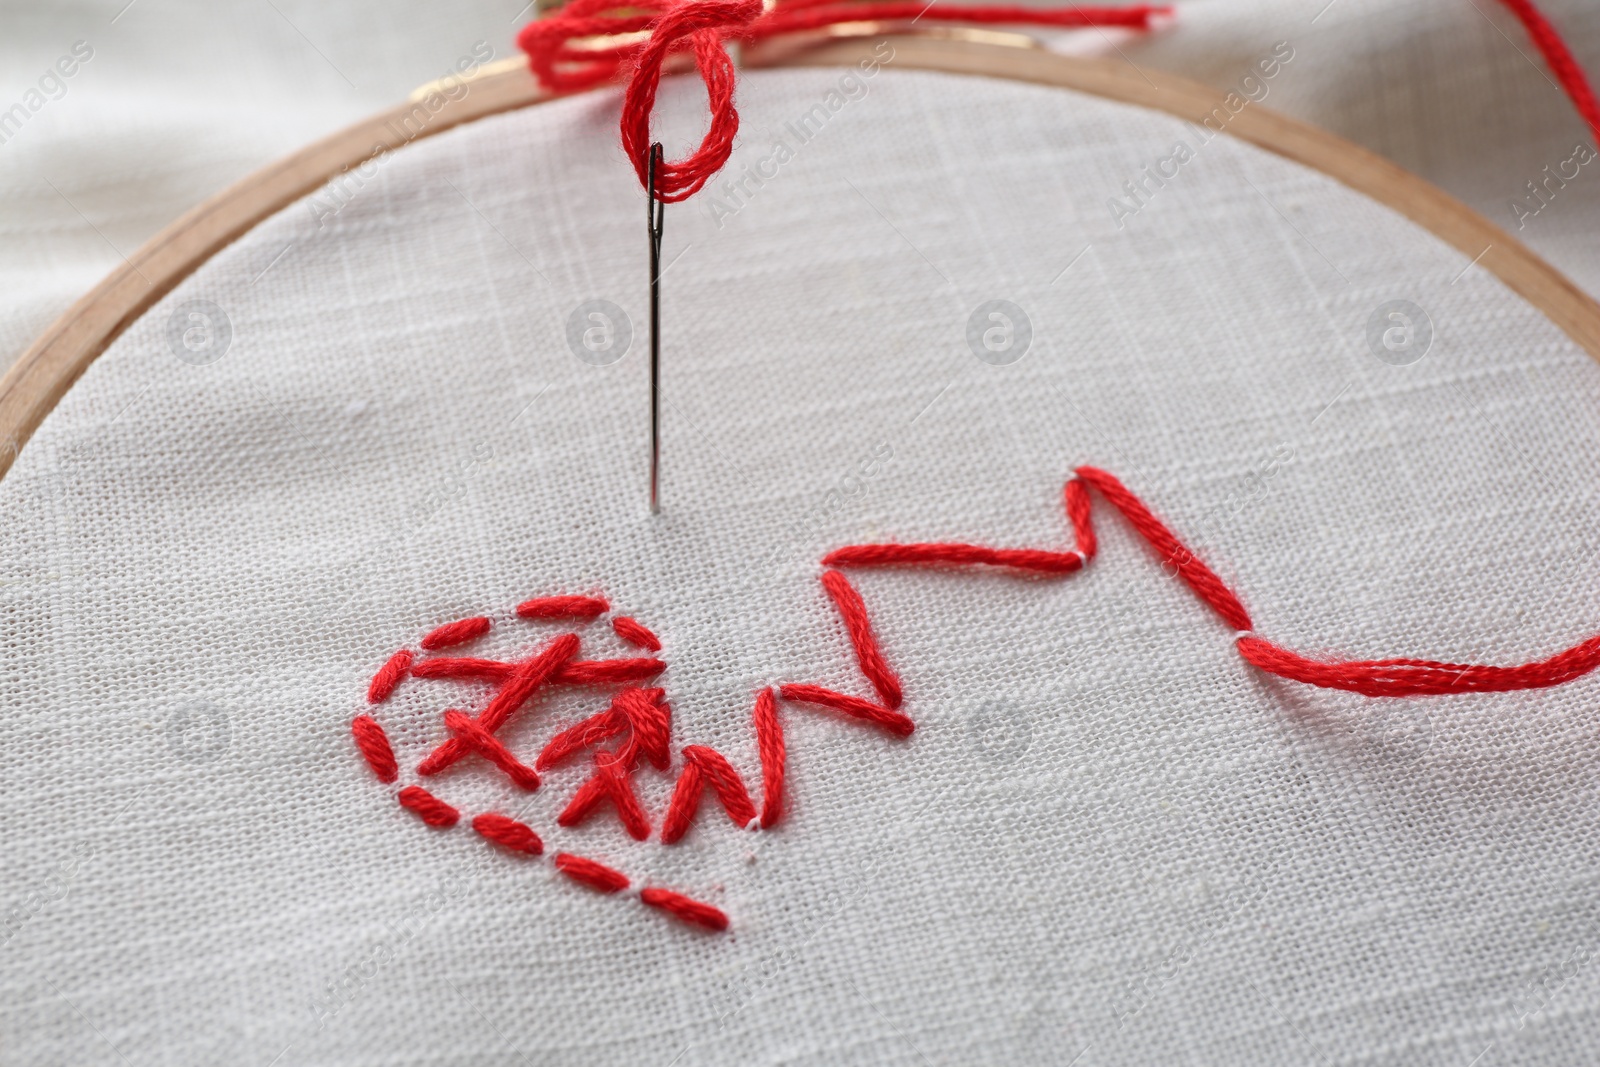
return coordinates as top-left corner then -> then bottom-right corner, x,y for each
4,60 -> 1600,1067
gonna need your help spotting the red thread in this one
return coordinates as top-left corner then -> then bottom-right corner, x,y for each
555,852 -> 631,893
661,760 -> 704,844
753,687 -> 785,829
612,615 -> 662,651
559,658 -> 667,686
559,751 -> 652,839
639,887 -> 729,931
417,633 -> 580,776
421,616 -> 492,650
350,715 -> 398,783
686,746 -> 757,825
1065,476 -> 1096,562
441,709 -> 541,790
615,687 -> 672,769
516,595 -> 610,620
778,683 -> 915,737
823,543 -> 1082,574
472,812 -> 544,854
518,0 -> 1166,202
1497,0 -> 1600,146
662,745 -> 756,842
538,708 -> 626,770
820,568 -> 903,709
411,655 -> 665,686
398,785 -> 459,828
1237,634 -> 1600,697
367,650 -> 412,704
1073,466 -> 1252,632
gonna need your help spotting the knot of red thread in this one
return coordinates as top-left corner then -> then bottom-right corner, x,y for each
517,0 -> 1170,202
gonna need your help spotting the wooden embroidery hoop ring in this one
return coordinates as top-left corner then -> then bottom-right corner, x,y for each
4,28 -> 1599,483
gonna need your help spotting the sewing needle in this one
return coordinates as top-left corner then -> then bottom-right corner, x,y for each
647,142 -> 664,515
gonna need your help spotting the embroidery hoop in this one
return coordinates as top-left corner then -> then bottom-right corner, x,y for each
3,27 -> 1600,483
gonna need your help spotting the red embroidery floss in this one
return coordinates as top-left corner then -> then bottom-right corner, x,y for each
472,813 -> 544,855
350,715 -> 398,783
398,786 -> 459,828
639,887 -> 729,931
516,595 -> 610,620
820,569 -> 904,709
421,616 -> 492,650
612,615 -> 662,651
366,649 -> 412,704
778,683 -> 916,737
554,853 -> 631,893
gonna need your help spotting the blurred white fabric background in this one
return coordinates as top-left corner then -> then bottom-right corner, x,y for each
2,0 -> 1599,371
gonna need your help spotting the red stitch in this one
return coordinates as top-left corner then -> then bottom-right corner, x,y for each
410,655 -> 665,687
537,708 -> 625,771
686,746 -> 756,825
421,616 -> 491,651
350,715 -> 398,783
472,812 -> 544,854
823,543 -> 1082,574
1065,476 -> 1096,561
410,656 -> 510,682
661,747 -> 755,843
558,751 -> 651,840
612,615 -> 662,652
398,786 -> 459,828
661,761 -> 703,845
554,852 -> 630,893
441,709 -> 541,790
558,658 -> 666,686
367,650 -> 412,704
417,633 -> 580,776
614,687 -> 672,770
639,887 -> 729,932
778,684 -> 915,737
516,595 -> 610,620
753,687 -> 785,829
820,569 -> 903,709
1073,466 -> 1252,632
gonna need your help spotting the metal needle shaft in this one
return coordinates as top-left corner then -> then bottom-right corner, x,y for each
647,142 -> 664,516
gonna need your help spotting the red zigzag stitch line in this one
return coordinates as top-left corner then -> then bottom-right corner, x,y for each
356,463 -> 1600,932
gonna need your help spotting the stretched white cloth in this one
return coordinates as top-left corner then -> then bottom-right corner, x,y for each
3,58 -> 1600,1065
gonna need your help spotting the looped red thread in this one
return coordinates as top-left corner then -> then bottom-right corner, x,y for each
367,650 -> 412,704
640,886 -> 729,931
441,709 -> 542,790
821,569 -> 904,709
398,785 -> 460,828
350,715 -> 399,783
612,615 -> 662,651
517,0 -> 1168,201
555,852 -> 631,893
472,812 -> 545,854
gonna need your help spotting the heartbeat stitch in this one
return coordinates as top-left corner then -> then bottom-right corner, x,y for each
351,466 -> 1600,932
